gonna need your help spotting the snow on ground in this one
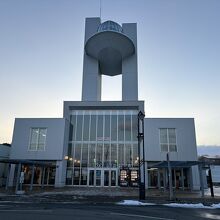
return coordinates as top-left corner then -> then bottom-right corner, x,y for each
117,201 -> 220,209
163,203 -> 220,209
205,186 -> 220,197
117,200 -> 155,206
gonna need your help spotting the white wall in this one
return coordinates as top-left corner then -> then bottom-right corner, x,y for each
144,118 -> 198,161
10,118 -> 69,161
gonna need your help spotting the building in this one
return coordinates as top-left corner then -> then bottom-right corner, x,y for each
8,17 -> 200,191
199,156 -> 220,187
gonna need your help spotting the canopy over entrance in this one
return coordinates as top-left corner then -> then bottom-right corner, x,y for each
148,161 -> 205,169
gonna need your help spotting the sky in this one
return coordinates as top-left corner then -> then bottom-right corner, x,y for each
0,0 -> 220,146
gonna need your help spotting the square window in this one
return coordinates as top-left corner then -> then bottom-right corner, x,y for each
169,145 -> 177,152
161,144 -> 168,152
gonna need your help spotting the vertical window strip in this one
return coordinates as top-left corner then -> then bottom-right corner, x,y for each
102,111 -> 105,168
123,111 -> 125,166
110,110 -> 112,167
87,111 -> 91,168
116,110 -> 119,167
29,128 -> 47,151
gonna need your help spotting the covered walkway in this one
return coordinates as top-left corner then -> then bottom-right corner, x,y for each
148,160 -> 213,198
0,159 -> 56,193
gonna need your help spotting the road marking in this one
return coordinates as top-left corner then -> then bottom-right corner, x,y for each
110,212 -> 175,220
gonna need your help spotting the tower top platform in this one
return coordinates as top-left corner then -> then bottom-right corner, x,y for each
85,20 -> 135,76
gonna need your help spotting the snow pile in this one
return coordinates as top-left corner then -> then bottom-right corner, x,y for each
211,203 -> 220,209
117,200 -> 155,206
163,203 -> 220,209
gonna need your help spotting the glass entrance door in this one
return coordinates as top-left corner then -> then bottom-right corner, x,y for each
111,170 -> 117,186
104,170 -> 109,186
96,170 -> 101,186
87,168 -> 118,187
89,170 -> 94,186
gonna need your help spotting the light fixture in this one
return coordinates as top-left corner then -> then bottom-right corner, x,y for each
64,156 -> 68,160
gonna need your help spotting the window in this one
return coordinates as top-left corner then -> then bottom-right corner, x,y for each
29,128 -> 47,151
159,128 -> 177,152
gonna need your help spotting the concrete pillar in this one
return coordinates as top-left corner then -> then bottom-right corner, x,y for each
15,163 -> 21,193
145,162 -> 148,189
173,169 -> 176,188
191,165 -> 200,190
30,165 -> 35,191
167,153 -> 173,200
181,168 -> 185,190
82,17 -> 101,101
163,168 -> 167,191
5,163 -> 11,190
189,167 -> 193,191
157,169 -> 161,189
8,164 -> 16,187
199,164 -> 204,197
122,23 -> 138,101
55,160 -> 67,187
41,167 -> 46,189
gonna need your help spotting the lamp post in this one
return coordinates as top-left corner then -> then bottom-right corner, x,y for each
138,111 -> 145,200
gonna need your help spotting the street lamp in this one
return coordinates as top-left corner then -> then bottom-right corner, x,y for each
138,111 -> 145,200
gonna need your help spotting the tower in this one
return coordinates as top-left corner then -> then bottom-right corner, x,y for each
82,18 -> 138,101
64,17 -> 144,188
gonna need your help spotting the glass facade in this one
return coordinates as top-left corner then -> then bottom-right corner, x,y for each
97,20 -> 123,33
66,110 -> 139,186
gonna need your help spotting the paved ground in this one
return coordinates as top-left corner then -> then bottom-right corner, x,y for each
0,187 -> 220,219
1,186 -> 220,204
0,202 -> 219,220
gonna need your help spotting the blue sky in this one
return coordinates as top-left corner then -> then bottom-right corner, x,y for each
0,0 -> 220,145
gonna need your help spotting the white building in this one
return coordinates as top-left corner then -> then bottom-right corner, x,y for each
8,18 -> 200,191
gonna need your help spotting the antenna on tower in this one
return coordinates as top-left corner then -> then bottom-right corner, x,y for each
100,0 -> 102,21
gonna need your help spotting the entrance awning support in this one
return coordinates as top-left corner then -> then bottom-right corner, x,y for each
167,153 -> 173,200
15,163 -> 21,193
41,167 -> 46,189
163,168 -> 166,192
5,163 -> 10,190
199,164 -> 204,197
181,168 -> 184,191
30,165 -> 35,191
208,168 -> 214,197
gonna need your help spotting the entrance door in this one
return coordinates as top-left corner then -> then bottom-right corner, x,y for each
96,170 -> 102,186
87,168 -> 118,187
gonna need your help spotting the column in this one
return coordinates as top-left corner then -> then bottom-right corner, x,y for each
82,18 -> 101,101
122,23 -> 138,101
